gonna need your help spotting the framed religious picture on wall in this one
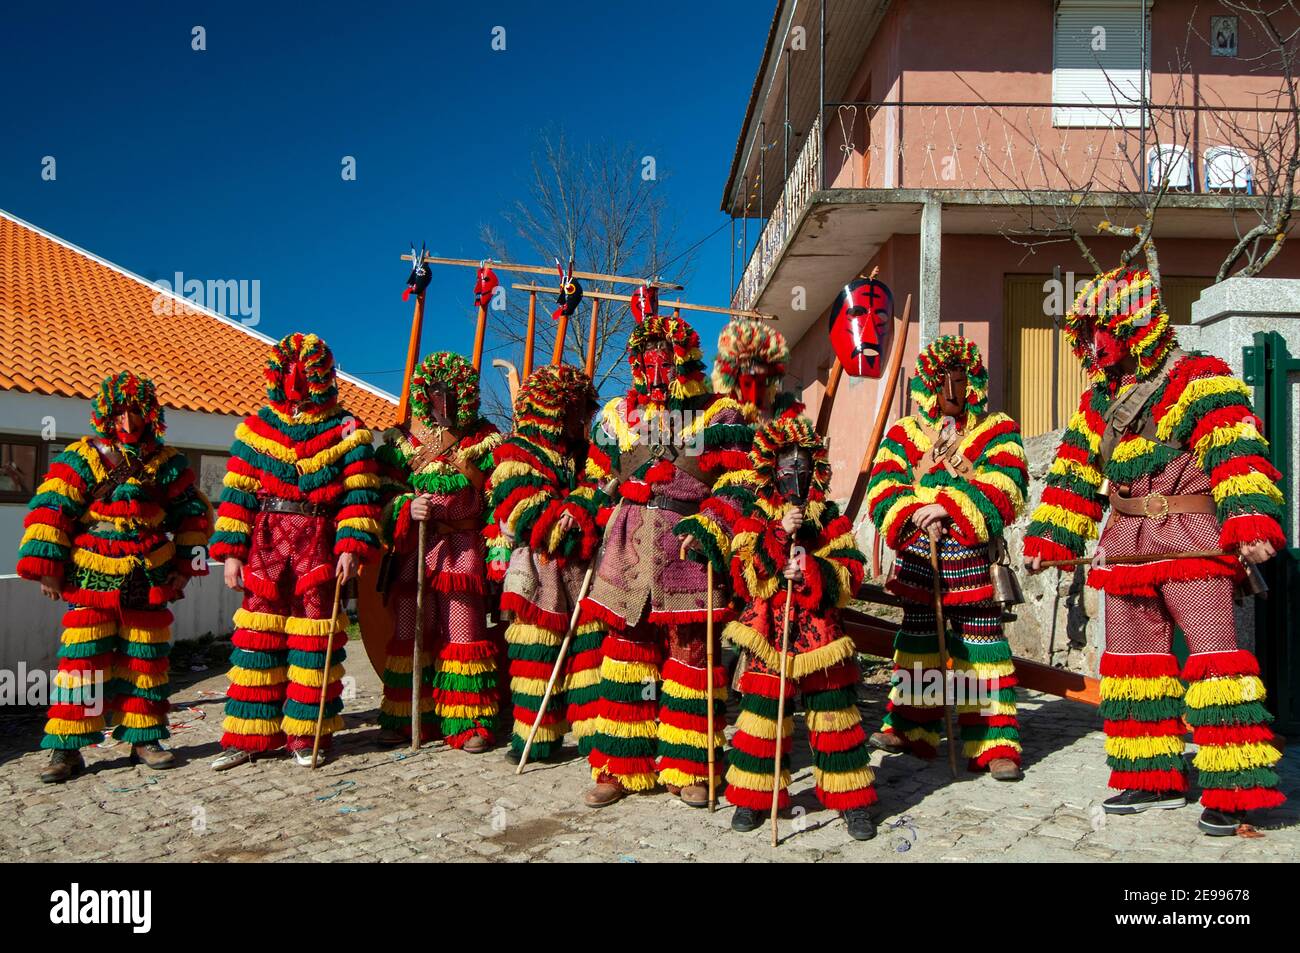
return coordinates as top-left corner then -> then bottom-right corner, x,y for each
1212,15 -> 1238,57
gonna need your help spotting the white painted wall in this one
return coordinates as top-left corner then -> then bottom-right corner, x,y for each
0,569 -> 242,673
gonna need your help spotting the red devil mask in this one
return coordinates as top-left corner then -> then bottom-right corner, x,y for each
631,284 -> 658,323
736,366 -> 770,410
642,344 -> 674,396
1091,323 -> 1127,369
116,410 -> 145,445
284,361 -> 308,403
473,266 -> 499,311
829,278 -> 893,378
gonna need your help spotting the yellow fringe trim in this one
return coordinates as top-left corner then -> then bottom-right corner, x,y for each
435,656 -> 496,677
963,736 -> 1022,758
338,516 -> 382,536
62,622 -> 118,644
562,669 -> 601,693
44,718 -> 104,735
112,669 -> 169,690
72,542 -> 175,575
227,665 -> 288,687
284,616 -> 342,637
1100,675 -> 1185,702
899,725 -> 941,748
1157,375 -> 1251,441
120,625 -> 171,645
952,658 -> 1017,679
939,488 -> 988,542
735,708 -> 791,741
660,677 -> 726,703
516,721 -> 565,743
1033,503 -> 1100,541
505,622 -> 563,646
1193,741 -> 1282,773
116,711 -> 166,729
379,699 -> 433,717
223,470 -> 261,493
53,671 -> 102,690
283,715 -> 343,736
813,766 -> 876,792
288,664 -> 345,688
590,715 -> 658,740
511,676 -> 550,697
214,516 -> 251,537
37,477 -> 87,505
592,764 -> 658,791
805,707 -> 861,733
341,472 -> 381,491
433,703 -> 496,719
236,423 -> 295,464
24,523 -> 70,548
658,723 -> 725,750
1184,675 -> 1267,709
1106,734 -> 1185,760
599,658 -> 660,686
1212,472 -> 1285,508
659,767 -> 715,788
727,765 -> 787,793
297,427 -> 374,476
233,609 -> 287,633
221,715 -> 283,736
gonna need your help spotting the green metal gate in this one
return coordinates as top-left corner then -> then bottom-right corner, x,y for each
1243,331 -> 1300,736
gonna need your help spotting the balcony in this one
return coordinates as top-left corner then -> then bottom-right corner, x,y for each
732,100 -> 1282,312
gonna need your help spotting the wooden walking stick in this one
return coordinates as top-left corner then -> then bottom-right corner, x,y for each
310,571 -> 346,770
515,562 -> 597,774
522,292 -> 538,379
772,537 -> 797,847
675,538 -> 718,811
409,519 -> 428,751
927,527 -> 960,778
584,299 -> 602,380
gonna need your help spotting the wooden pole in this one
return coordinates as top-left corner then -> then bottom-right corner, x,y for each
516,563 -> 597,774
551,311 -> 571,366
471,304 -> 488,372
845,293 -> 913,524
522,292 -> 538,379
928,529 -> 960,778
814,359 -> 843,436
584,299 -> 602,380
771,540 -> 796,847
396,293 -> 426,425
411,520 -> 427,751
310,573 -> 345,769
402,254 -> 685,290
510,284 -> 775,321
1040,549 -> 1232,569
705,561 -> 716,813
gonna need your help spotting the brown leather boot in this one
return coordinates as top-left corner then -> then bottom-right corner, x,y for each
988,757 -> 1023,781
131,743 -> 175,770
461,734 -> 490,754
665,783 -> 710,808
39,749 -> 84,784
584,780 -> 627,808
869,731 -> 907,754
377,729 -> 407,748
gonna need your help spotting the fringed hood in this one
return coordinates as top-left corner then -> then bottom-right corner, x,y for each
90,371 -> 165,444
750,415 -> 832,507
411,351 -> 481,428
626,314 -> 710,411
712,318 -> 789,406
909,335 -> 989,425
265,333 -> 338,412
1065,266 -> 1178,386
512,364 -> 598,451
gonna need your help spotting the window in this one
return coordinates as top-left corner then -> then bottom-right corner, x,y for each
1053,0 -> 1150,127
0,436 -> 48,504
176,449 -> 230,503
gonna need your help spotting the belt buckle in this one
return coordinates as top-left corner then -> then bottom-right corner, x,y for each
1142,494 -> 1170,520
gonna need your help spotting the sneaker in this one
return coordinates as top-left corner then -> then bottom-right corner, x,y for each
210,747 -> 252,772
39,749 -> 85,784
1198,807 -> 1246,837
1102,789 -> 1186,815
292,747 -> 326,767
843,807 -> 877,841
731,806 -> 764,833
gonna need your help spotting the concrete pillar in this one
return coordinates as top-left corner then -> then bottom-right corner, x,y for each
919,195 -> 942,344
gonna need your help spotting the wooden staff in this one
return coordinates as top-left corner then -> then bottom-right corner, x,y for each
515,562 -> 598,774
676,538 -> 718,811
814,359 -> 843,436
584,299 -> 602,379
552,310 -> 571,366
471,302 -> 488,372
845,294 -> 913,524
772,537 -> 797,847
396,292 -> 427,425
522,292 -> 538,378
1039,549 -> 1232,569
310,572 -> 346,769
927,528 -> 960,778
410,519 -> 428,751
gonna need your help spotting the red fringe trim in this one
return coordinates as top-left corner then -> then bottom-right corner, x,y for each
1193,724 -> 1275,745
971,745 -> 1020,768
293,562 -> 335,597
601,635 -> 661,665
62,606 -> 114,626
590,754 -> 657,779
1199,787 -> 1286,812
232,628 -> 287,650
599,700 -> 659,723
438,639 -> 496,662
657,708 -> 714,734
730,729 -> 791,759
1089,557 -> 1239,596
645,607 -> 734,626
500,592 -> 568,631
818,786 -> 879,811
113,697 -> 169,716
285,681 -> 344,704
1182,649 -> 1259,682
800,662 -> 859,693
242,572 -> 280,600
227,683 -> 286,702
726,784 -> 791,811
1021,537 -> 1076,563
886,578 -> 995,606
1100,652 -> 1181,678
656,755 -> 718,777
1219,514 -> 1286,551
220,732 -> 285,752
808,725 -> 867,753
1109,768 -> 1188,792
660,658 -> 725,692
1105,717 -> 1185,738
579,598 -> 628,630
739,670 -> 792,700
17,557 -> 65,583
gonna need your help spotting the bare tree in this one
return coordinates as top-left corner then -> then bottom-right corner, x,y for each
477,130 -> 694,422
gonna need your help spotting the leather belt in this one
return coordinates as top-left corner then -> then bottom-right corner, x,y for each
259,497 -> 334,518
1108,490 -> 1216,520
644,494 -> 699,516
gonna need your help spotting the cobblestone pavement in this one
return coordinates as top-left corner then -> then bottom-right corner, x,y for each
1,657 -> 1295,863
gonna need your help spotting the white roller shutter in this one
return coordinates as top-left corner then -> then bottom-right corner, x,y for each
1053,0 -> 1151,127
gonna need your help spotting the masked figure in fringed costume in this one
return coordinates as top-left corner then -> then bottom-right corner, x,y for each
865,336 -> 1030,781
18,373 -> 213,783
713,318 -> 803,424
490,364 -> 603,763
374,352 -> 502,752
210,333 -> 383,769
567,314 -> 751,809
1023,268 -> 1285,835
723,416 -> 877,840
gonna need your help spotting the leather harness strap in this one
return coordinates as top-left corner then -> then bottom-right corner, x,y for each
911,414 -> 977,488
408,419 -> 488,496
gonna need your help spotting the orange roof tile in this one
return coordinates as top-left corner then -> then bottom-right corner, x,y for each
0,210 -> 397,428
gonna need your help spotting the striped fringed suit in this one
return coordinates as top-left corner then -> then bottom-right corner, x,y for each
1025,353 -> 1287,812
573,394 -> 752,793
17,440 -> 212,750
866,412 -> 1030,770
723,499 -> 875,812
209,405 -> 383,753
376,422 -> 501,748
491,416 -> 604,760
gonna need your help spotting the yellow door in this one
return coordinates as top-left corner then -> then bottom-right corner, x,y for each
1002,274 -> 1208,439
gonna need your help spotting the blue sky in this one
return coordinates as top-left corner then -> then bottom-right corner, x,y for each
1,1 -> 770,397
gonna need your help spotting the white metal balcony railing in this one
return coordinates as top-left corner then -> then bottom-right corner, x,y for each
731,101 -> 1285,311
